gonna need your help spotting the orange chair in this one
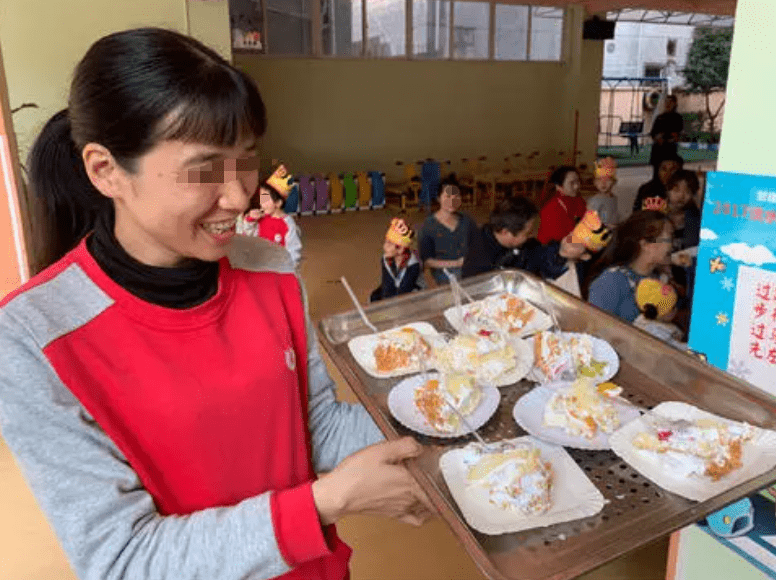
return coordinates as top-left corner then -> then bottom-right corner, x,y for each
328,172 -> 344,212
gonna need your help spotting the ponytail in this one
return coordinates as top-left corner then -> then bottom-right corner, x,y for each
28,109 -> 110,268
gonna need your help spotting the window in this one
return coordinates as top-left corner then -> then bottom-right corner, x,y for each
266,0 -> 313,55
322,0 -> 362,56
666,38 -> 677,56
495,4 -> 528,60
644,64 -> 662,78
529,6 -> 563,61
413,0 -> 450,59
366,0 -> 405,57
452,1 -> 489,60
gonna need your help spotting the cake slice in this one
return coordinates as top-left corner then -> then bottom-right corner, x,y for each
543,378 -> 621,439
462,441 -> 553,514
534,331 -> 573,381
373,327 -> 430,373
414,374 -> 482,433
632,416 -> 754,481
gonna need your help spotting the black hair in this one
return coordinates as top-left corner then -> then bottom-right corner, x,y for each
665,169 -> 700,197
642,303 -> 659,320
260,182 -> 284,204
28,27 -> 267,270
548,165 -> 579,189
489,196 -> 538,235
659,154 -> 684,168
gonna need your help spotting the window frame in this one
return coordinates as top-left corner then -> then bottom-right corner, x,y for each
231,0 -> 567,63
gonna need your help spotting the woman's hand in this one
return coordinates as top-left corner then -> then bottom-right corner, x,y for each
311,437 -> 435,527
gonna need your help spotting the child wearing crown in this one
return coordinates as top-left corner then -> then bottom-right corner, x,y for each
633,278 -> 688,350
370,218 -> 423,302
236,175 -> 302,267
586,157 -> 620,227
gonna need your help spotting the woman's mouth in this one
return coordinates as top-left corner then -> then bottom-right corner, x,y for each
201,218 -> 237,240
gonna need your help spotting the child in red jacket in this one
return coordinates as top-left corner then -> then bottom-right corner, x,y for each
537,166 -> 586,244
238,182 -> 302,267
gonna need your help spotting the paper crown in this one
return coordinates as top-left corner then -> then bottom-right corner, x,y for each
266,164 -> 293,199
641,196 -> 669,213
594,157 -> 617,181
385,218 -> 414,248
570,210 -> 612,252
636,278 -> 678,319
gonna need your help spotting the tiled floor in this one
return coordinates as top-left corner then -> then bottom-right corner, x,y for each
0,163 -> 689,580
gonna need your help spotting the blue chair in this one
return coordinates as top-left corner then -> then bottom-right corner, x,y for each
369,171 -> 386,208
283,182 -> 299,215
420,159 -> 441,209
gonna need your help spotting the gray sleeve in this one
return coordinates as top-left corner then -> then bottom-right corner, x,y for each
298,282 -> 384,473
0,315 -> 292,580
284,216 -> 303,267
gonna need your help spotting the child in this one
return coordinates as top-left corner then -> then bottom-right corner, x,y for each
237,182 -> 302,267
537,166 -> 586,244
665,169 -> 702,252
586,157 -> 620,227
633,278 -> 688,350
370,218 -> 422,302
462,196 -> 588,284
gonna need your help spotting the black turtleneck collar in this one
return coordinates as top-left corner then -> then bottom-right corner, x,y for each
86,210 -> 220,309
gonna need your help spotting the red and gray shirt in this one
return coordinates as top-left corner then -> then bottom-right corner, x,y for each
0,235 -> 381,580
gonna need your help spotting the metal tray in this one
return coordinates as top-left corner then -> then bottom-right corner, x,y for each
318,270 -> 776,580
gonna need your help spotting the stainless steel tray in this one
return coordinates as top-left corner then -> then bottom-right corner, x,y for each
318,270 -> 776,580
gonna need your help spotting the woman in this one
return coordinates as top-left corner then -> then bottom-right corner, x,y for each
0,28 -> 430,580
418,177 -> 476,284
537,166 -> 586,244
585,211 -> 674,322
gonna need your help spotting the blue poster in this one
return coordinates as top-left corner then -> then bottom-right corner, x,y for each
688,171 -> 776,396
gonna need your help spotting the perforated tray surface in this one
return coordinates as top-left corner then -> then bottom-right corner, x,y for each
319,271 -> 776,580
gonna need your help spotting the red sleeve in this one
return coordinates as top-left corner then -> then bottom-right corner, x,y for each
537,198 -> 564,244
270,481 -> 334,567
574,197 -> 587,220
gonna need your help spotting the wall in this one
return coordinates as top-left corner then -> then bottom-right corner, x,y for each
234,11 -> 603,180
187,0 -> 232,62
0,0 -> 189,164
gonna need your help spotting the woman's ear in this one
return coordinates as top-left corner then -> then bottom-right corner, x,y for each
82,143 -> 127,200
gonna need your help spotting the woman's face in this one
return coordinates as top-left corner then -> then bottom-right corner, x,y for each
639,222 -> 674,267
668,180 -> 692,211
107,138 -> 259,267
439,185 -> 462,212
560,171 -> 581,197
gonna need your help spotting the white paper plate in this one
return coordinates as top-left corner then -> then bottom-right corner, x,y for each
439,436 -> 606,535
443,294 -> 553,338
512,384 -> 643,450
609,402 -> 776,501
432,336 -> 535,388
387,373 -> 501,438
528,332 -> 619,384
347,322 -> 444,378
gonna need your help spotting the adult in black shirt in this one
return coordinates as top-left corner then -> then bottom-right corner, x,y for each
632,154 -> 684,213
649,95 -> 683,179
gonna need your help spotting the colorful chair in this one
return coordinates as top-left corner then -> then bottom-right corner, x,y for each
298,174 -> 315,215
313,174 -> 329,213
283,182 -> 299,215
342,172 -> 358,210
356,171 -> 371,209
369,171 -> 385,208
328,173 -> 344,212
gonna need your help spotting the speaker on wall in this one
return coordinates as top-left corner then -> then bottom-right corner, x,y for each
583,16 -> 616,40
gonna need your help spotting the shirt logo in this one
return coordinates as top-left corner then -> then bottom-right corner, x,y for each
285,348 -> 296,371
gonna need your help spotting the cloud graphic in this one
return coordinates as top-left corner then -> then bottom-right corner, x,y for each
720,242 -> 776,266
700,228 -> 718,240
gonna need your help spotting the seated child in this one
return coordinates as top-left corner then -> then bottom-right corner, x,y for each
237,182 -> 302,267
586,157 -> 620,227
633,278 -> 688,350
537,166 -> 586,244
462,196 -> 589,284
632,154 -> 683,213
370,218 -> 423,303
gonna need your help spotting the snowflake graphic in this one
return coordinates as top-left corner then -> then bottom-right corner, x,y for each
716,312 -> 730,326
728,359 -> 752,382
721,277 -> 735,291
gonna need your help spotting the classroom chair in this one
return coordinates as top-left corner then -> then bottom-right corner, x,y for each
356,171 -> 371,209
369,171 -> 386,208
342,172 -> 358,210
313,173 -> 329,213
328,172 -> 344,212
298,174 -> 315,215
